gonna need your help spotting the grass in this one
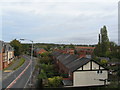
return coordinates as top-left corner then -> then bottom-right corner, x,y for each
13,58 -> 25,70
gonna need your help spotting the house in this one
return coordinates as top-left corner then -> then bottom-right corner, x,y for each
0,41 -> 3,70
52,51 -> 108,87
34,48 -> 47,56
54,48 -> 74,55
75,46 -> 95,58
0,41 -> 14,70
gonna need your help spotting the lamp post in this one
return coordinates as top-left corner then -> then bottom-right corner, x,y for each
19,39 -> 33,87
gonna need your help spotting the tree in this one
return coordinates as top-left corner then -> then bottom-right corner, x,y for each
40,52 -> 51,57
101,26 -> 110,56
48,76 -> 63,87
100,59 -> 108,66
10,39 -> 22,56
38,69 -> 48,87
69,43 -> 75,49
94,26 -> 110,57
22,44 -> 31,55
40,56 -> 52,64
38,69 -> 47,79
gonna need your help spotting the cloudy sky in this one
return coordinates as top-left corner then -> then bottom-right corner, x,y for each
0,0 -> 119,45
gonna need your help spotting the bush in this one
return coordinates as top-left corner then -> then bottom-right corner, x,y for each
48,76 -> 63,87
41,64 -> 55,78
100,59 -> 108,66
38,69 -> 47,79
40,56 -> 52,64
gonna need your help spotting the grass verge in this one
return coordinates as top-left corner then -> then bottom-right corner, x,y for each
13,58 -> 25,70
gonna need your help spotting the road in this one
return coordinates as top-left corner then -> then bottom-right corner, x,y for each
2,55 -> 36,89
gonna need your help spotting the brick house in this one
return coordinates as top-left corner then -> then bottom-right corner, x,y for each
52,51 -> 108,87
34,48 -> 47,56
75,46 -> 95,58
54,49 -> 74,55
0,41 -> 2,70
0,41 -> 14,70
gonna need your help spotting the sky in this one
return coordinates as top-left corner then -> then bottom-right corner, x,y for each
0,0 -> 119,45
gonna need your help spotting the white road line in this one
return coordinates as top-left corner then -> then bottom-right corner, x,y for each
24,64 -> 35,88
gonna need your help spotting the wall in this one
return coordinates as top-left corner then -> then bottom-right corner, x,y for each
73,60 -> 108,86
0,53 -> 2,70
73,70 -> 108,86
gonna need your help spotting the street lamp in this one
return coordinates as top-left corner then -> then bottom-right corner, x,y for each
19,39 -> 33,87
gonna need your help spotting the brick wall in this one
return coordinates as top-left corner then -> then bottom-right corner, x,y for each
0,53 -> 2,70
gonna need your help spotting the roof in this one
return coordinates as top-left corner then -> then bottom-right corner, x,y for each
52,51 -> 62,57
34,48 -> 46,52
62,54 -> 78,65
62,80 -> 73,86
66,58 -> 91,72
75,46 -> 95,49
5,43 -> 14,51
52,51 -> 108,73
0,41 -> 14,52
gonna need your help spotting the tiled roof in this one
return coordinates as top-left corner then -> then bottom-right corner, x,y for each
52,51 -> 62,57
34,48 -> 43,52
66,58 -> 90,72
75,46 -> 95,49
52,51 -> 91,72
62,54 -> 78,65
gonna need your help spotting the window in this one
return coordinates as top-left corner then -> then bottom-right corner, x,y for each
97,70 -> 99,74
100,70 -> 103,73
97,70 -> 102,74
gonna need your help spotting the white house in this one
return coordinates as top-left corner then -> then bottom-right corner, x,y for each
52,51 -> 109,87
6,43 -> 14,64
73,60 -> 108,87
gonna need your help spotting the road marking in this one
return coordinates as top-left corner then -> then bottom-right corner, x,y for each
24,63 -> 35,88
5,61 -> 31,89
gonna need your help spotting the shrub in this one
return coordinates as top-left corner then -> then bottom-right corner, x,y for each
48,76 -> 63,87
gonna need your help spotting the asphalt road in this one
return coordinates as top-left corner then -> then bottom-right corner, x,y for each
2,55 -> 36,89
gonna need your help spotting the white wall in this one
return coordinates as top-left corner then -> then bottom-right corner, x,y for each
73,61 -> 108,86
83,62 -> 91,70
7,51 -> 13,64
92,61 -> 99,70
77,61 -> 105,70
73,70 -> 108,86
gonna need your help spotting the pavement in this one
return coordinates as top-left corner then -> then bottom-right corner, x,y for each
5,58 -> 21,70
2,55 -> 36,89
2,57 -> 23,80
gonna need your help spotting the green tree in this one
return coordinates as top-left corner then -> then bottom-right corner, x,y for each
10,39 -> 22,56
40,52 -> 51,57
38,69 -> 47,79
100,59 -> 108,66
48,76 -> 63,87
40,56 -> 52,64
94,26 -> 110,57
101,26 -> 110,56
22,44 -> 31,55
69,43 -> 75,49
